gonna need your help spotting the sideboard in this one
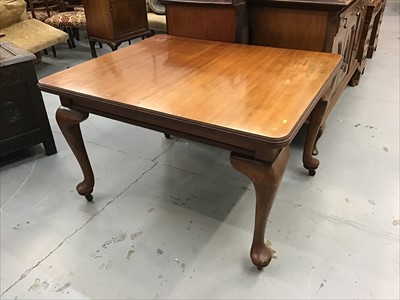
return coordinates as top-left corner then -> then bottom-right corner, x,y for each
247,0 -> 366,115
164,0 -> 248,43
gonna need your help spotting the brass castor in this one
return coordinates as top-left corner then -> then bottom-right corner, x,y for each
308,169 -> 316,176
85,194 -> 93,201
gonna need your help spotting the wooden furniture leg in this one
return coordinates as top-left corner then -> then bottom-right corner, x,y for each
51,46 -> 57,57
303,100 -> 328,176
108,42 -> 122,51
230,147 -> 290,270
56,106 -> 95,201
312,120 -> 326,156
66,28 -> 76,48
89,41 -> 97,58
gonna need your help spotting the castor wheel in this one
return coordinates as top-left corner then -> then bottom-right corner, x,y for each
85,194 -> 93,201
308,169 -> 316,176
164,133 -> 171,139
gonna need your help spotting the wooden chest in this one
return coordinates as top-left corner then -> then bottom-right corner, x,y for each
0,43 -> 56,156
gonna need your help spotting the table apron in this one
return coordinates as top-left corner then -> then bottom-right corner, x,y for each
61,95 -> 290,162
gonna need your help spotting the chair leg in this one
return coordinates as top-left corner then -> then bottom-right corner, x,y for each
89,41 -> 97,58
67,38 -> 73,49
98,42 -> 103,48
73,28 -> 80,40
51,46 -> 57,57
65,27 -> 76,48
43,48 -> 48,55
128,40 -> 131,45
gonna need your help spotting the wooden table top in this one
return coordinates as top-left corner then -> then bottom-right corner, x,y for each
39,35 -> 341,144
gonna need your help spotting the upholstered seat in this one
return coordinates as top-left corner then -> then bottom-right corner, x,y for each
0,0 -> 68,55
148,12 -> 166,32
26,0 -> 86,48
44,10 -> 86,29
1,18 -> 68,54
146,0 -> 166,32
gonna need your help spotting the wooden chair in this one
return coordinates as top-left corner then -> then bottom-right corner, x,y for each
28,0 -> 86,49
26,0 -> 60,56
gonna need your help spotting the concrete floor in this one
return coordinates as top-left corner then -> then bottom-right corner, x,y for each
1,2 -> 399,299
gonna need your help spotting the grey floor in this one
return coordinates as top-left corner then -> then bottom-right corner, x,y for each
1,2 -> 399,299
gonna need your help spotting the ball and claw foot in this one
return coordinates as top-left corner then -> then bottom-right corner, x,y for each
308,169 -> 316,176
85,194 -> 93,201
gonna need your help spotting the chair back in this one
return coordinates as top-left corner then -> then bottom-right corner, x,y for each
27,0 -> 62,19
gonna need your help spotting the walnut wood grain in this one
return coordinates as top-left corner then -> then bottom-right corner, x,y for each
39,35 -> 341,147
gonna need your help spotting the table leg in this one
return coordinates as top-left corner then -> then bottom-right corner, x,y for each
230,147 -> 290,269
303,99 -> 328,176
56,106 -> 95,201
312,120 -> 326,156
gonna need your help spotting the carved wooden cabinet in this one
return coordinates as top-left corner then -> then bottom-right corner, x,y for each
163,0 -> 249,43
247,0 -> 366,114
0,43 -> 56,156
355,0 -> 386,77
366,0 -> 386,58
83,0 -> 152,57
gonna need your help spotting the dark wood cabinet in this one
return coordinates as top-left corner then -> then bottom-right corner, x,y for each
247,0 -> 366,115
0,43 -> 56,156
164,0 -> 248,43
83,0 -> 153,57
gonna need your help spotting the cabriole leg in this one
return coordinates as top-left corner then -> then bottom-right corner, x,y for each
303,100 -> 328,176
312,120 -> 326,156
56,106 -> 94,201
230,147 -> 290,270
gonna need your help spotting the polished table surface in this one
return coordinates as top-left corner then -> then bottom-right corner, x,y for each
39,35 -> 341,269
